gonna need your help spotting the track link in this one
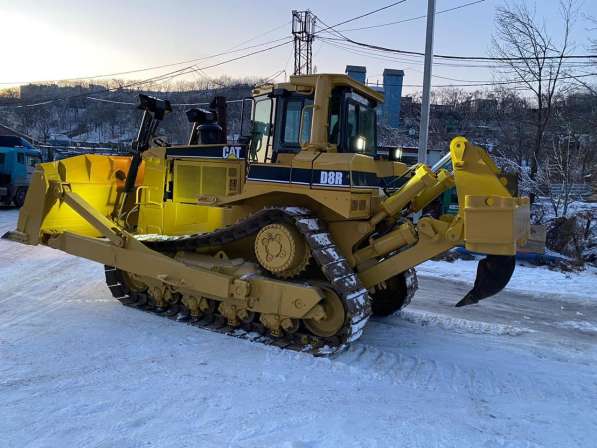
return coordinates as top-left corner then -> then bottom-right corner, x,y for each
105,207 -> 416,356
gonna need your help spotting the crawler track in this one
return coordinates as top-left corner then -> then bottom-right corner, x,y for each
105,207 -> 417,356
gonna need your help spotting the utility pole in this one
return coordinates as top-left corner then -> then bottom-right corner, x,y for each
292,10 -> 316,75
418,0 -> 436,164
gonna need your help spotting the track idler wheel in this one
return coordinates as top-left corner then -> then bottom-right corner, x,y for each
303,285 -> 346,338
455,255 -> 516,307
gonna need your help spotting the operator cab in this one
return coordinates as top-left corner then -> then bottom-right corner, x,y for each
247,74 -> 380,163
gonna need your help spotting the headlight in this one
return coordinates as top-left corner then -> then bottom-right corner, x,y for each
355,136 -> 366,152
393,148 -> 403,160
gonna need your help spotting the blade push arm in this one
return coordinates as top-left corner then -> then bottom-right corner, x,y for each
3,167 -> 326,320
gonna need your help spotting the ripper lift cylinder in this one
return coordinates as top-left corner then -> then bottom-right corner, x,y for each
410,168 -> 455,213
370,165 -> 437,226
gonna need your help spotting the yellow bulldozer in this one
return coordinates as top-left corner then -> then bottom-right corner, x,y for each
4,74 -> 530,355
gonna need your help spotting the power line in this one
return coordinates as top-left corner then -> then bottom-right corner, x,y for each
85,97 -> 136,106
283,45 -> 295,77
2,40 -> 292,108
315,10 -> 597,63
367,72 -> 597,89
325,34 -> 597,62
319,36 -> 594,84
315,1 -> 408,35
320,37 -> 496,69
86,95 -> 248,107
124,39 -> 292,90
325,38 -> 590,84
319,37 -> 596,93
0,34 -> 291,86
338,0 -> 486,32
261,69 -> 288,84
223,21 -> 291,51
321,36 -> 596,71
171,98 -> 246,107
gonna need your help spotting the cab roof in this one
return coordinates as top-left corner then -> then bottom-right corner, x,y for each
252,73 -> 384,103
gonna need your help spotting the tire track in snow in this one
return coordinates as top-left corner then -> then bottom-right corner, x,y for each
333,342 -> 556,400
384,309 -> 532,336
315,307 -> 543,397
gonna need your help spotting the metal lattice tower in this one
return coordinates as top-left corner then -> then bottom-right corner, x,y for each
292,10 -> 316,75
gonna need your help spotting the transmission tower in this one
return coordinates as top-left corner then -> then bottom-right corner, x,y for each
292,10 -> 316,75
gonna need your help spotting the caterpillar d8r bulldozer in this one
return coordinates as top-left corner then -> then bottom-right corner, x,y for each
4,74 -> 530,355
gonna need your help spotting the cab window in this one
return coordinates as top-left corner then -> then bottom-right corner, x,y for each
359,106 -> 376,150
280,97 -> 312,150
17,152 -> 25,164
328,96 -> 341,145
328,115 -> 339,144
0,153 -> 5,165
282,100 -> 302,144
347,103 -> 357,140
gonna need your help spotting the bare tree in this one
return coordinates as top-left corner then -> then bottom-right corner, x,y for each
573,15 -> 597,95
32,108 -> 53,143
493,88 -> 533,169
492,0 -> 575,201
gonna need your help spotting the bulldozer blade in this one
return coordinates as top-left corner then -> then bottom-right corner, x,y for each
455,255 -> 515,307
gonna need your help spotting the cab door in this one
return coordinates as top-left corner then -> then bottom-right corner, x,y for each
250,96 -> 274,163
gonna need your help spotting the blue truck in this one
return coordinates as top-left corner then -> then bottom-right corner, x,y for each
0,135 -> 42,207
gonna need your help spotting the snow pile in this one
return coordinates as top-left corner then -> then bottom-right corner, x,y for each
418,258 -> 597,301
540,200 -> 597,265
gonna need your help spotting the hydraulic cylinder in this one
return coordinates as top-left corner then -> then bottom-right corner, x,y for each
370,165 -> 436,226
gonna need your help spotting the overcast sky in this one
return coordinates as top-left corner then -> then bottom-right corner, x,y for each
1,0 -> 595,93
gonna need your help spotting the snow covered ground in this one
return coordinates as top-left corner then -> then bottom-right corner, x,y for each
419,258 -> 597,301
1,208 -> 596,448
